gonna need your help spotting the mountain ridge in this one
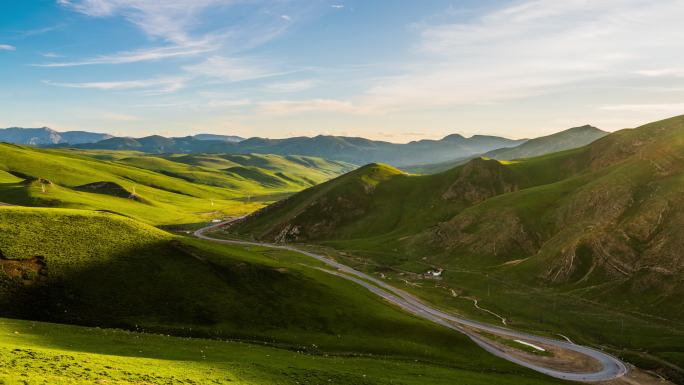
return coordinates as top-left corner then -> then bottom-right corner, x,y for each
0,127 -> 113,145
64,133 -> 526,167
404,125 -> 609,173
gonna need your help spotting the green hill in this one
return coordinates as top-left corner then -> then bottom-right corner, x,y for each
0,144 -> 354,225
0,317 -> 563,385
229,115 -> 684,382
0,206 -> 562,385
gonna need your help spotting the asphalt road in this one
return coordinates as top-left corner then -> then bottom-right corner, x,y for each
194,221 -> 628,382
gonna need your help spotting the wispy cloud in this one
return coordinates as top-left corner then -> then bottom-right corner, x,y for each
259,99 -> 361,115
57,0 -> 234,44
102,112 -> 142,121
50,0 -> 301,94
599,103 -> 684,112
0,44 -> 16,51
331,4 -> 344,9
357,0 -> 684,112
35,42 -> 214,67
265,79 -> 317,93
184,56 -> 287,82
635,68 -> 684,78
43,77 -> 187,93
206,98 -> 252,109
41,52 -> 63,58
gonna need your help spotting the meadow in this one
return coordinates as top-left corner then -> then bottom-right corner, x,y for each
0,206 -> 565,385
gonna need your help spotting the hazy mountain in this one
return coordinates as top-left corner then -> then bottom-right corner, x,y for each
404,125 -> 609,174
0,127 -> 112,145
74,135 -> 239,153
484,125 -> 608,160
192,133 -> 244,142
70,133 -> 526,166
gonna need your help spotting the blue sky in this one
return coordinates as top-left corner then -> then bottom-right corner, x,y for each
1,0 -> 684,141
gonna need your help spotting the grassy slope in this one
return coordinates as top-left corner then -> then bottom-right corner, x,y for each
229,115 -> 684,382
0,318 -> 565,385
0,206 -> 562,385
0,144 -> 354,225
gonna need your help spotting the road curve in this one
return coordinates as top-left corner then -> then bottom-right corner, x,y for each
194,221 -> 628,382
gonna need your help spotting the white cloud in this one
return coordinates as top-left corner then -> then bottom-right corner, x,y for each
57,0 -> 235,44
43,77 -> 187,93
41,52 -> 63,58
259,99 -> 361,115
331,4 -> 344,9
635,68 -> 684,78
184,56 -> 285,82
206,98 -> 251,108
54,0 -> 292,68
265,79 -> 317,93
103,112 -> 142,121
358,0 -> 684,112
0,44 -> 16,51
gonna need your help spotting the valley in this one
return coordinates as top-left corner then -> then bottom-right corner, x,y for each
225,115 -> 684,383
0,116 -> 680,384
3,2 -> 682,383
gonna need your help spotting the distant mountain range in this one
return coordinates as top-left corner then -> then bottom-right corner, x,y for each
191,133 -> 244,142
60,133 -> 524,167
484,124 -> 607,160
0,127 -> 113,145
404,125 -> 608,173
0,127 -> 244,146
2,125 -> 608,168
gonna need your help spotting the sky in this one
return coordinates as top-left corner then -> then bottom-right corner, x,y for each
1,0 -> 684,142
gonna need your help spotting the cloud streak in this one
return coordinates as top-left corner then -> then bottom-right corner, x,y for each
35,43 -> 214,67
259,99 -> 362,115
58,0 -> 236,44
0,44 -> 16,51
43,77 -> 187,93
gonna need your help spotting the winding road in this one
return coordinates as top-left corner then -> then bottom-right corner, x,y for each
194,221 -> 628,383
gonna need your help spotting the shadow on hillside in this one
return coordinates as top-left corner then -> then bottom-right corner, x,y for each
0,239 -> 485,366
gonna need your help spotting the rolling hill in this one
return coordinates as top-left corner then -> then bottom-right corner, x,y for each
228,115 -> 684,382
0,144 -> 355,225
0,206 -> 562,385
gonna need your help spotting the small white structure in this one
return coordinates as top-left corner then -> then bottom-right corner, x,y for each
211,219 -> 222,223
424,268 -> 444,278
